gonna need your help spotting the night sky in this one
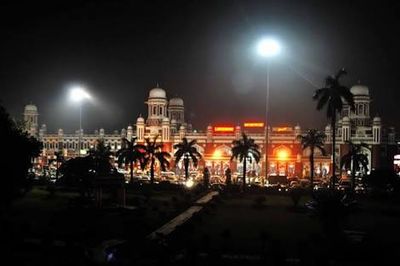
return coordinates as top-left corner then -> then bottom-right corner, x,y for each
1,0 -> 399,133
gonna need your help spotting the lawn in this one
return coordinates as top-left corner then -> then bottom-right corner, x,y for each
4,185 -> 204,245
166,192 -> 400,264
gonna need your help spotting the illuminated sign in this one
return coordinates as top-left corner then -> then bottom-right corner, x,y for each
244,122 -> 265,128
275,127 -> 292,132
214,126 -> 234,133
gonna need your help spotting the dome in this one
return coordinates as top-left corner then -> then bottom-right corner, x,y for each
24,104 -> 37,112
149,88 -> 166,99
169,97 -> 184,106
350,84 -> 369,96
373,116 -> 381,123
295,124 -> 301,130
136,116 -> 144,123
342,116 -> 350,122
170,119 -> 177,124
162,117 -> 170,123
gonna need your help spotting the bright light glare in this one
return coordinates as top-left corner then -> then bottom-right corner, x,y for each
257,38 -> 281,58
213,150 -> 222,160
70,87 -> 91,102
277,149 -> 289,161
185,179 -> 194,188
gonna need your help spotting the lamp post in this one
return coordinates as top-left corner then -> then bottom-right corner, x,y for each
69,86 -> 91,157
257,38 -> 281,186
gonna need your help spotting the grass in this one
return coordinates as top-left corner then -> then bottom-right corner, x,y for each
4,185 -> 202,246
170,192 -> 400,262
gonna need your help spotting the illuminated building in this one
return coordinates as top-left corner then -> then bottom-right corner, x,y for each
24,83 -> 398,181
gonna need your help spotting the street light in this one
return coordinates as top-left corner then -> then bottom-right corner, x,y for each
256,37 -> 281,186
69,86 -> 91,156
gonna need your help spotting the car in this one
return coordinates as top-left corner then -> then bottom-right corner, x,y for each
338,180 -> 351,191
290,180 -> 301,188
299,179 -> 311,188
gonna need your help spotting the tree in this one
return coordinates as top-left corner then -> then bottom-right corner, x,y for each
142,136 -> 171,184
340,141 -> 369,191
203,167 -> 210,188
88,139 -> 114,175
117,137 -> 146,183
225,168 -> 232,186
59,140 -> 116,198
231,133 -> 261,192
174,137 -> 202,180
297,129 -> 326,196
59,156 -> 96,198
0,104 -> 42,209
313,68 -> 354,188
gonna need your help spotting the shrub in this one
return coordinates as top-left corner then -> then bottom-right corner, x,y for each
289,188 -> 303,207
253,195 -> 266,208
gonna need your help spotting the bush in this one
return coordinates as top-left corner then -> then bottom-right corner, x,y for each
289,188 -> 303,207
253,195 -> 266,208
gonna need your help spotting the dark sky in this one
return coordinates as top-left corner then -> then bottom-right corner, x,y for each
1,0 -> 399,133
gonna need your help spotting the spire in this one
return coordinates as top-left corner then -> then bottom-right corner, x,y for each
156,82 -> 160,88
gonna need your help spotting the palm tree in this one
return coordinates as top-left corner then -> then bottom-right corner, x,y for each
340,141 -> 369,191
117,137 -> 146,183
231,133 -> 261,191
313,68 -> 354,188
174,138 -> 202,180
88,139 -> 114,175
54,150 -> 64,180
143,136 -> 171,184
297,129 -> 326,195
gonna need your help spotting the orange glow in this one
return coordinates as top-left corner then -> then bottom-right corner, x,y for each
214,126 -> 234,133
212,150 -> 223,159
277,149 -> 289,161
275,127 -> 291,132
244,122 -> 265,128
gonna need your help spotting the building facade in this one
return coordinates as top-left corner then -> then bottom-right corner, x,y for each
24,84 -> 398,180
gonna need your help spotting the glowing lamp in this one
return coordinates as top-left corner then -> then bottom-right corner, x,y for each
185,179 -> 194,188
213,150 -> 223,160
257,38 -> 281,58
70,87 -> 91,102
277,149 -> 289,161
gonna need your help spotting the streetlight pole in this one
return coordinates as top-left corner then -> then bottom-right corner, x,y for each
265,61 -> 270,186
79,104 -> 82,157
256,37 -> 281,186
69,86 -> 91,157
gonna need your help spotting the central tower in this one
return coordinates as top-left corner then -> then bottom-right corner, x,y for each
145,86 -> 168,135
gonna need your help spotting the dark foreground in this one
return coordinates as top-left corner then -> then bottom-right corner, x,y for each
2,185 -> 400,265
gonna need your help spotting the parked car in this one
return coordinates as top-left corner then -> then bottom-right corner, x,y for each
338,180 -> 351,191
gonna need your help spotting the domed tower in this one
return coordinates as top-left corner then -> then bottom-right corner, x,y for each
136,116 -> 145,142
168,97 -> 185,126
347,83 -> 372,127
372,116 -> 381,144
23,104 -> 39,136
145,86 -> 168,127
162,117 -> 170,142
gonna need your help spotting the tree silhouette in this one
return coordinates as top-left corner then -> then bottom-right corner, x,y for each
0,104 -> 42,209
313,68 -> 354,188
297,129 -> 326,196
340,141 -> 369,191
174,137 -> 202,180
142,136 -> 171,184
117,137 -> 146,183
231,133 -> 260,191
